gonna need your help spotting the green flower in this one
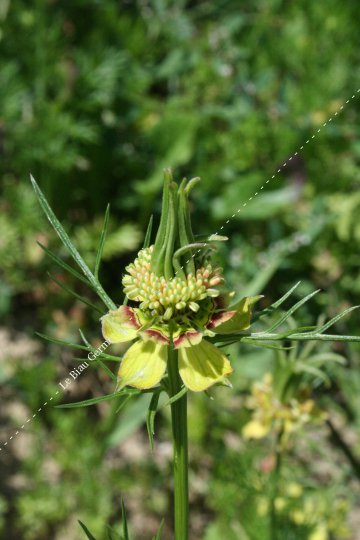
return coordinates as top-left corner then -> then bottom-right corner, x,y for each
101,169 -> 260,392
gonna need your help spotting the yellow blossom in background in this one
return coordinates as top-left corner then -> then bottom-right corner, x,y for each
274,497 -> 286,511
256,497 -> 269,517
242,373 -> 327,446
286,482 -> 303,498
309,523 -> 328,540
291,509 -> 306,525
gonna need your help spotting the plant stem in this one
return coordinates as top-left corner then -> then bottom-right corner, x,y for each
269,432 -> 282,540
167,346 -> 189,540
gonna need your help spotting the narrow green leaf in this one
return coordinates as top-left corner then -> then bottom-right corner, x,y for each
121,499 -> 130,540
152,520 -> 164,540
253,325 -> 317,340
36,332 -> 89,351
94,204 -> 110,280
248,332 -> 360,343
286,333 -> 360,343
78,329 -> 117,381
143,214 -> 154,248
107,393 -> 150,447
73,353 -> 122,363
146,390 -> 162,451
295,361 -> 331,385
48,273 -> 105,314
97,359 -> 117,381
272,281 -> 302,309
39,330 -> 121,381
252,281 -> 301,322
115,393 -> 137,413
307,305 -> 360,335
241,338 -> 294,351
106,525 -> 120,540
264,290 -> 320,333
56,391 -> 123,409
162,385 -> 187,408
217,340 -> 239,348
78,521 -> 97,540
30,175 -> 116,310
306,353 -> 346,366
38,242 -> 91,287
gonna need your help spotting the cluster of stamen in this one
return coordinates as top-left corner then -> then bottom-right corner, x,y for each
122,246 -> 223,320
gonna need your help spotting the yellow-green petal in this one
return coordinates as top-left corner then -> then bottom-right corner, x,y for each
118,340 -> 167,389
101,305 -> 139,343
178,340 -> 233,392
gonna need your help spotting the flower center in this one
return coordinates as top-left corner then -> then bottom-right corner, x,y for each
122,246 -> 223,320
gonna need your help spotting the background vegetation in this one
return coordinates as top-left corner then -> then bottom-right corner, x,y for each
1,1 -> 360,538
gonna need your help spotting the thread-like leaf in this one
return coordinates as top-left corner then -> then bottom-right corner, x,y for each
94,204 -> 110,280
263,290 -> 320,333
295,361 -> 331,385
78,521 -> 97,540
143,214 -> 154,249
146,390 -> 162,451
252,281 -> 301,322
241,338 -> 293,351
39,330 -> 119,377
152,520 -> 164,540
115,393 -> 137,414
248,332 -> 360,343
36,332 -> 89,351
306,353 -> 346,366
48,273 -> 105,314
162,385 -> 187,408
56,391 -> 125,409
271,281 -> 302,309
307,305 -> 360,335
38,242 -> 91,286
121,499 -> 130,540
30,175 -> 116,310
73,352 -> 122,363
253,325 -> 317,340
78,329 -> 117,381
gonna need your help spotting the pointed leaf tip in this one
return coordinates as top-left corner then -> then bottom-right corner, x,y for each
78,520 -> 97,540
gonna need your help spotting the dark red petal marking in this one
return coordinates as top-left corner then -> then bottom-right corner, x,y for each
207,310 -> 236,329
122,305 -> 141,329
142,329 -> 170,345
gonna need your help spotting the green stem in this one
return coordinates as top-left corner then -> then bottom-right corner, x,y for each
269,431 -> 283,540
167,347 -> 189,540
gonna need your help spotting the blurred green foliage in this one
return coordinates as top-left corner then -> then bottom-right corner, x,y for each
1,1 -> 360,539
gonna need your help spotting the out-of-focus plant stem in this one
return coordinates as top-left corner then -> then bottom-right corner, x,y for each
167,346 -> 189,540
270,430 -> 283,540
